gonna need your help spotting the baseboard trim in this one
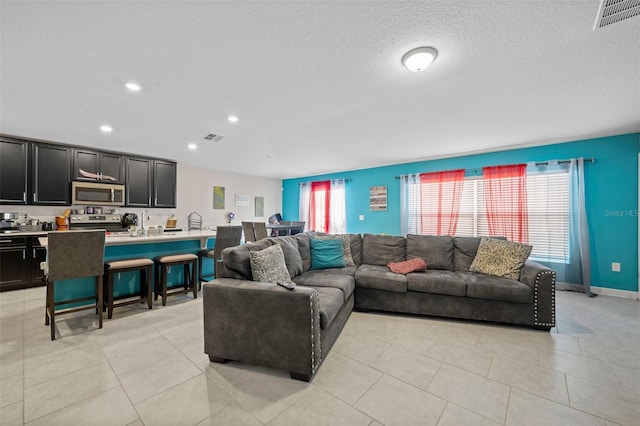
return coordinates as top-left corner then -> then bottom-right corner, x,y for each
589,286 -> 639,300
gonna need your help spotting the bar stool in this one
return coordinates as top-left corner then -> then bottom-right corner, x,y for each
154,253 -> 198,306
103,258 -> 154,319
44,230 -> 106,340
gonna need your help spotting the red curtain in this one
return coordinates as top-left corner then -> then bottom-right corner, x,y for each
419,169 -> 465,235
483,164 -> 528,243
310,180 -> 331,233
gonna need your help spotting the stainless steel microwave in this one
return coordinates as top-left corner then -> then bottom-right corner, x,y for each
71,181 -> 125,206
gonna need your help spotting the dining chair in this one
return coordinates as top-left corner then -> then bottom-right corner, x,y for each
290,221 -> 306,235
44,230 -> 106,340
253,222 -> 268,240
207,226 -> 243,279
242,221 -> 256,243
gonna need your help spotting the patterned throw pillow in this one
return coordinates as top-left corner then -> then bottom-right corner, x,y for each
387,258 -> 427,274
469,237 -> 532,280
315,234 -> 355,266
249,244 -> 295,285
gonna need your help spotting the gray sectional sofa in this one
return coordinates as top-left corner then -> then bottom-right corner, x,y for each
203,232 -> 556,381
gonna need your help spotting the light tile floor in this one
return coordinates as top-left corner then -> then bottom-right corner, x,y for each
1,286 -> 639,425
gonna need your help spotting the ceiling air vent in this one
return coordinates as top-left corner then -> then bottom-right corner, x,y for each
203,133 -> 224,142
594,0 -> 640,29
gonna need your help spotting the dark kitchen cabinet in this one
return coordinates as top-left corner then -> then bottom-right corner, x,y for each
31,143 -> 71,205
153,160 -> 177,208
0,134 -> 177,208
0,236 -> 45,292
0,137 -> 28,204
73,149 -> 124,183
126,157 -> 176,208
125,157 -> 152,207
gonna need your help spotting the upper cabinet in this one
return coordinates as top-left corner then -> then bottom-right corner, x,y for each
153,160 -> 177,208
0,135 -> 177,208
31,143 -> 71,205
73,149 -> 124,183
125,157 -> 152,207
125,157 -> 177,208
0,137 -> 28,204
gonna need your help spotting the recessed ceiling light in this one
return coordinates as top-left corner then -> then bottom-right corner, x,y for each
188,143 -> 198,150
100,125 -> 113,133
125,82 -> 142,92
266,154 -> 276,159
227,115 -> 239,123
402,47 -> 438,72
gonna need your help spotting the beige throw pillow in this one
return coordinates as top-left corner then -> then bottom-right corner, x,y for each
469,237 -> 532,280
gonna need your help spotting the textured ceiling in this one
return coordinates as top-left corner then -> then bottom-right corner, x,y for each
1,1 -> 639,179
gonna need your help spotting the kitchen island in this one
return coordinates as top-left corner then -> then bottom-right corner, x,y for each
38,230 -> 217,307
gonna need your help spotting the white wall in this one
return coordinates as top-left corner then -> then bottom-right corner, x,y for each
0,163 -> 282,230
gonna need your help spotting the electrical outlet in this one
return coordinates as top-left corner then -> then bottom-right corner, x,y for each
359,215 -> 365,221
612,262 -> 621,272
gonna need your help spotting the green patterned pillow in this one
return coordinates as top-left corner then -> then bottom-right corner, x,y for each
469,237 -> 532,280
249,244 -> 295,285
315,234 -> 355,266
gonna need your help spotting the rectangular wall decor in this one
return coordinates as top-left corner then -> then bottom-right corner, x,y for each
369,185 -> 387,211
255,196 -> 264,217
213,186 -> 225,209
235,194 -> 250,207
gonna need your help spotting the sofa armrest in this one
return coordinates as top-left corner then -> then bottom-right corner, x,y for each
519,261 -> 556,329
203,278 -> 321,381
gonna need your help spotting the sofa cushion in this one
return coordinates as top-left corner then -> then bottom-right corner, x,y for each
355,264 -> 408,293
407,270 -> 467,296
293,271 -> 355,302
348,234 -> 363,265
295,232 -> 316,272
458,271 -> 532,303
406,234 -> 455,271
249,244 -> 295,285
315,234 -> 355,266
222,239 -> 274,280
362,234 -> 406,266
470,237 -> 532,280
267,235 -> 303,278
310,238 -> 346,269
388,258 -> 427,274
310,286 -> 345,329
454,236 -> 506,272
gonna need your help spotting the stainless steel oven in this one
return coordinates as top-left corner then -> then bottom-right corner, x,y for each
68,214 -> 125,232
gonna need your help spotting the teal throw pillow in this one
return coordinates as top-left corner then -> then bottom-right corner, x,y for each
310,238 -> 346,270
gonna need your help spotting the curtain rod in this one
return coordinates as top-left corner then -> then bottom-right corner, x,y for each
394,158 -> 596,179
299,178 -> 351,185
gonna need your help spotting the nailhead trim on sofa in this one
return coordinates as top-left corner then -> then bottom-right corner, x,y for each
533,270 -> 556,327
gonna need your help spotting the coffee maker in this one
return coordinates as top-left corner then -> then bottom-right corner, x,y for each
121,213 -> 138,228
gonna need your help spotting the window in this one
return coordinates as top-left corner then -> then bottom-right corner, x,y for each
407,169 -> 570,262
299,179 -> 346,234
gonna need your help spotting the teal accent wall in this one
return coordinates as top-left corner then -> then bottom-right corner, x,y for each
282,133 -> 639,293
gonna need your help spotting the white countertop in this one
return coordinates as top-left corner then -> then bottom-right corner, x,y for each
103,230 -> 216,245
37,229 -> 216,248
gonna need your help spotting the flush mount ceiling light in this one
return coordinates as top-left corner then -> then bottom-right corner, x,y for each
402,47 -> 438,72
99,124 -> 113,133
188,143 -> 198,150
227,115 -> 239,123
125,82 -> 142,92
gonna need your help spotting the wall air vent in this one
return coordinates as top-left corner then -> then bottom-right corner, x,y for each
594,0 -> 640,29
203,133 -> 224,142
